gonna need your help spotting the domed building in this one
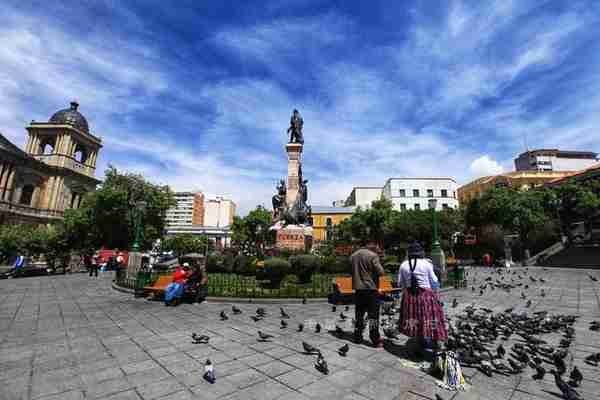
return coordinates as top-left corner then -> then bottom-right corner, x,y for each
0,101 -> 102,225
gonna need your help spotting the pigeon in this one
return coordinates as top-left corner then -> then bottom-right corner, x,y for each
590,275 -> 598,282
589,321 -> 600,331
280,320 -> 288,329
569,366 -> 582,387
472,286 -> 476,292
256,307 -> 266,316
338,343 -> 349,356
280,307 -> 290,319
532,365 -> 546,380
479,289 -> 484,296
232,305 -> 242,314
302,297 -> 307,304
508,358 -> 524,373
585,353 -> 599,366
345,306 -> 350,312
220,311 -> 228,321
315,353 -> 329,375
258,331 -> 274,341
315,323 -> 321,333
203,359 -> 215,384
335,326 -> 344,337
435,395 -> 445,400
552,370 -> 582,400
526,300 -> 532,308
250,315 -> 262,322
554,357 -> 567,375
479,362 -> 493,377
192,333 -> 210,344
297,323 -> 304,332
497,344 -> 506,359
302,341 -> 321,354
541,289 -> 546,297
339,312 -> 347,320
452,299 -> 458,308
332,305 -> 337,312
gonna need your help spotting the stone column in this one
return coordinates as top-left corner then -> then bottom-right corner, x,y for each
285,143 -> 303,206
3,168 -> 16,202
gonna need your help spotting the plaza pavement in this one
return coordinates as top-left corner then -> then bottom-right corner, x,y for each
1,267 -> 599,400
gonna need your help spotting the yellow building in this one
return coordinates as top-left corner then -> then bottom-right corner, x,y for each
457,170 -> 574,205
310,206 -> 355,242
0,102 -> 102,225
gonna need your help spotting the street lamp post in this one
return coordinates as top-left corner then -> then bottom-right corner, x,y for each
131,200 -> 147,252
428,199 -> 446,279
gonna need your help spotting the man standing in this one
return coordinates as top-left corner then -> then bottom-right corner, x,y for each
351,241 -> 385,347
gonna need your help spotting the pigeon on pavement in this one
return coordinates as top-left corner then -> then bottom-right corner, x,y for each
258,331 -> 274,341
338,343 -> 349,356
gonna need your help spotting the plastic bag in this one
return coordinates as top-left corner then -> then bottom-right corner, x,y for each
165,282 -> 183,303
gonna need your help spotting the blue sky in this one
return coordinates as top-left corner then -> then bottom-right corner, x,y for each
2,1 -> 599,215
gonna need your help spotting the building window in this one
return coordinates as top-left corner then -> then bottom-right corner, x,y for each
441,189 -> 448,197
413,189 -> 419,197
19,185 -> 34,206
400,204 -> 406,211
399,189 -> 406,197
414,204 -> 420,210
442,203 -> 449,210
427,189 -> 434,197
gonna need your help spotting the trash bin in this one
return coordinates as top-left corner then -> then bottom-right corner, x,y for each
134,271 -> 151,297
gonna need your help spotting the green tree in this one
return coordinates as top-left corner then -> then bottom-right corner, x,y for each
0,224 -> 26,263
78,166 -> 175,250
231,206 -> 274,256
162,234 -> 210,258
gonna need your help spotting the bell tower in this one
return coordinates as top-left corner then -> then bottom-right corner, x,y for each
25,101 -> 102,178
24,101 -> 102,212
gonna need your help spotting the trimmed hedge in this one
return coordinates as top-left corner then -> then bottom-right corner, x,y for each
256,257 -> 291,288
289,254 -> 320,283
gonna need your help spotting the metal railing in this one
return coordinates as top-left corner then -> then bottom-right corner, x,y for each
116,271 -> 341,298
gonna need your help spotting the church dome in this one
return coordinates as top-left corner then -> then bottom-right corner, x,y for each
49,101 -> 89,133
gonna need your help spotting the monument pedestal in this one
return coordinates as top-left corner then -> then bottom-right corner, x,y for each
276,225 -> 313,252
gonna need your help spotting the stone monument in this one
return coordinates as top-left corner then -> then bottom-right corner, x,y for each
271,110 -> 313,251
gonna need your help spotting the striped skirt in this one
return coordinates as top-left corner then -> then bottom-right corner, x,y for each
398,288 -> 448,341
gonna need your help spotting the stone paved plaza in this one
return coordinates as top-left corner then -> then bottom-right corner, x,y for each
1,267 -> 599,400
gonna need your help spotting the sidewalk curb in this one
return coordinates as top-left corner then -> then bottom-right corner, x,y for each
111,282 -> 455,303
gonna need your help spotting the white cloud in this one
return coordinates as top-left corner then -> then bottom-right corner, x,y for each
469,155 -> 504,177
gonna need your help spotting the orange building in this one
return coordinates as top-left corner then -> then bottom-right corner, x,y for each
458,170 -> 574,205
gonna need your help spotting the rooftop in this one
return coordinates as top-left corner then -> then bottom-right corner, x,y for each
311,205 -> 356,214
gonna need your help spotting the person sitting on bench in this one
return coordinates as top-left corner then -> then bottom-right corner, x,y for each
186,261 -> 208,303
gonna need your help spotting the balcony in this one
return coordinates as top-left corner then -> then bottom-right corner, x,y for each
33,154 -> 95,177
0,200 -> 64,221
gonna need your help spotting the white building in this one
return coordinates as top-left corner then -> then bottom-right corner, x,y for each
382,178 -> 459,211
344,187 -> 383,208
165,225 -> 231,248
514,149 -> 598,172
204,196 -> 236,227
165,191 -> 204,226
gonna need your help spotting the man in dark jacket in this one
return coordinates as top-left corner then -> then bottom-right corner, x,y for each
351,242 -> 385,347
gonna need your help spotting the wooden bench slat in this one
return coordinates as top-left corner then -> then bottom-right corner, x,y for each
143,275 -> 173,292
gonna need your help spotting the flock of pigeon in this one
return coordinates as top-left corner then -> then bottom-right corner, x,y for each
190,267 -> 598,400
445,268 -> 600,400
193,304 -> 354,383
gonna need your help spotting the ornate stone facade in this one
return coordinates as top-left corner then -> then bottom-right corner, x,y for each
0,102 -> 102,225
